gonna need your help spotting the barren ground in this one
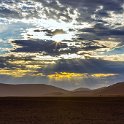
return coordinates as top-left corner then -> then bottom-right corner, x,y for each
0,97 -> 124,124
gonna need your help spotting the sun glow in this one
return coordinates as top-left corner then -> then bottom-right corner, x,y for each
21,16 -> 92,42
22,26 -> 77,42
48,72 -> 87,80
92,73 -> 118,78
52,32 -> 76,42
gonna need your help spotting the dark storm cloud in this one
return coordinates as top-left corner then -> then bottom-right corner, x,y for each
59,0 -> 123,10
11,40 -> 68,54
79,23 -> 124,43
0,0 -> 78,21
1,0 -> 124,55
0,57 -> 15,69
0,7 -> 22,19
0,0 -> 21,19
42,59 -> 124,74
81,40 -> 106,50
58,0 -> 124,22
0,56 -> 22,69
0,57 -> 7,68
96,10 -> 110,17
11,39 -> 107,55
0,0 -> 123,22
0,0 -> 124,90
77,34 -> 100,41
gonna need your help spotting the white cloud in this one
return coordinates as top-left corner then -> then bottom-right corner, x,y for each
102,11 -> 124,28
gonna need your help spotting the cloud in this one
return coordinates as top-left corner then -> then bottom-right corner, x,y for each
1,0 -> 123,25
11,39 -> 68,54
100,54 -> 124,62
80,23 -> 124,36
79,23 -> 124,47
37,59 -> 124,74
0,0 -> 124,89
0,54 -> 124,90
0,59 -> 7,68
0,0 -> 81,23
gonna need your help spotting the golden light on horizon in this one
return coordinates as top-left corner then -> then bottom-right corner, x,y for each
48,72 -> 87,81
8,60 -> 48,69
0,68 -> 45,77
0,69 -> 33,77
91,73 -> 118,78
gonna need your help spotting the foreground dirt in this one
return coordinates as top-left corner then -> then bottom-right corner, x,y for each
0,97 -> 124,124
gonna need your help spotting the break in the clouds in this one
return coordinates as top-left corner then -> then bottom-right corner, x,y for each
0,0 -> 124,89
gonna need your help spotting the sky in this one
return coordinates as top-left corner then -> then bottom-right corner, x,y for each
0,0 -> 124,90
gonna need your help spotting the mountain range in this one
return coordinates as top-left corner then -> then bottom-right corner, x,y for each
0,82 -> 124,97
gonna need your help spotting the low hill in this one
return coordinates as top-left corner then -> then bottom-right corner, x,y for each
0,82 -> 124,97
0,84 -> 68,97
92,82 -> 124,96
73,88 -> 91,92
69,82 -> 124,96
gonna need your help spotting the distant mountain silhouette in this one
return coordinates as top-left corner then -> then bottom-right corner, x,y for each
0,82 -> 124,97
73,88 -> 91,92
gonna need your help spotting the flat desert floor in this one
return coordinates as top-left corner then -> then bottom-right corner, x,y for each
0,97 -> 124,124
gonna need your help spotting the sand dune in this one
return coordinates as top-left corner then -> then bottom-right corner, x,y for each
0,82 -> 124,96
0,84 -> 68,97
92,82 -> 124,96
73,88 -> 91,92
70,82 -> 124,96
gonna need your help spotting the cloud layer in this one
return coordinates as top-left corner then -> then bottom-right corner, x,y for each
0,0 -> 124,89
